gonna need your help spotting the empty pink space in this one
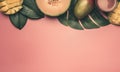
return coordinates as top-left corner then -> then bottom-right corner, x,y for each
0,13 -> 120,72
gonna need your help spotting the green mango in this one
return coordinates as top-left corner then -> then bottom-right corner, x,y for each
74,0 -> 94,19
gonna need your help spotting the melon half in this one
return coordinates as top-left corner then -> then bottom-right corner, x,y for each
36,0 -> 71,16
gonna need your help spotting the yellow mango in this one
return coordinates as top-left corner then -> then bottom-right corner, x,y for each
0,0 -> 23,15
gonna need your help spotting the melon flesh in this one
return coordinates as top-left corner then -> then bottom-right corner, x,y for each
36,0 -> 71,16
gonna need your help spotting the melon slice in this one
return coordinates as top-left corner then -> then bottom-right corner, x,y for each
36,0 -> 71,16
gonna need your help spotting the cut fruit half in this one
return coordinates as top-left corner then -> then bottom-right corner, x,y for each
96,0 -> 118,12
36,0 -> 71,16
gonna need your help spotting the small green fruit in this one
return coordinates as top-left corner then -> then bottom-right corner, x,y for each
74,0 -> 94,19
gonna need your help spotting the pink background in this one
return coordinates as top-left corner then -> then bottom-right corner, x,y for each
0,13 -> 120,72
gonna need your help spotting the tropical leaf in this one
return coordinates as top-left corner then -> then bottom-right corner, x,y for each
22,0 -> 44,19
9,13 -> 28,30
57,0 -> 110,30
20,5 -> 41,19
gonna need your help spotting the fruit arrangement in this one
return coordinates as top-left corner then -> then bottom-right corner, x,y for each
0,0 -> 119,30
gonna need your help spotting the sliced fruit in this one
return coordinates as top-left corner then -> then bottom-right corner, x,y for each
74,0 -> 95,19
36,0 -> 71,16
96,0 -> 118,12
0,0 -> 23,15
108,2 -> 120,25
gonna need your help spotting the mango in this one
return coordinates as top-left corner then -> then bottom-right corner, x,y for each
0,0 -> 23,15
74,0 -> 94,19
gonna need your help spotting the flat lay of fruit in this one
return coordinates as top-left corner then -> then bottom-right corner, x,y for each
0,0 -> 119,30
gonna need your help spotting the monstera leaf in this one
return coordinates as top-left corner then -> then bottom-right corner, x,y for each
58,0 -> 110,30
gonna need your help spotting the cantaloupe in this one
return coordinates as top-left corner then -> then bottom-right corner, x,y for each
36,0 -> 71,16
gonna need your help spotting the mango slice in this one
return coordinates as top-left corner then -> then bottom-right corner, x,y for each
0,0 -> 23,15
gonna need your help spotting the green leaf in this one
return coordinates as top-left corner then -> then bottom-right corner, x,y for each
90,9 -> 110,26
20,5 -> 41,19
81,16 -> 99,29
58,13 -> 69,26
68,11 -> 83,30
23,0 -> 44,19
9,13 -> 28,30
57,0 -> 110,30
58,0 -> 83,30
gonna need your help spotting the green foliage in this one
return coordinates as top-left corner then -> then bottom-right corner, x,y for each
9,0 -> 110,30
58,0 -> 110,30
21,0 -> 44,19
9,13 -> 28,30
9,0 -> 45,29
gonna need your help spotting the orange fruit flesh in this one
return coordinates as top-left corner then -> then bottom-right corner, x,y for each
36,0 -> 71,16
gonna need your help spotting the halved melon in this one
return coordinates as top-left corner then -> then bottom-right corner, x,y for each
36,0 -> 71,16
